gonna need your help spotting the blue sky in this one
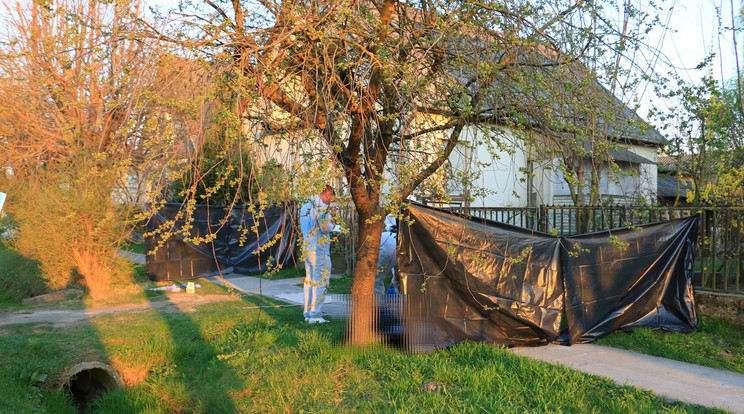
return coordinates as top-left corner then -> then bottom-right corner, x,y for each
633,0 -> 740,116
661,0 -> 738,82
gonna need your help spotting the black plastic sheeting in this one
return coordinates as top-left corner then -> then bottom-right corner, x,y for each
398,203 -> 564,347
563,217 -> 699,343
397,203 -> 699,348
145,203 -> 296,281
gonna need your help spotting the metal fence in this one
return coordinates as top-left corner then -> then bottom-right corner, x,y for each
450,205 -> 744,294
330,201 -> 359,275
332,203 -> 744,294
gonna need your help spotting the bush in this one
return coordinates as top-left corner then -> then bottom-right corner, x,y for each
3,157 -> 136,299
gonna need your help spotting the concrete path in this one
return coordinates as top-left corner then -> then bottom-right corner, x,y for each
117,250 -> 146,265
213,272 -> 744,414
513,344 -> 744,413
0,294 -> 238,328
207,273 -> 350,318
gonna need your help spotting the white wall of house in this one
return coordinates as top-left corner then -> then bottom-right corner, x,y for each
448,126 -> 554,208
246,113 -> 660,208
635,146 -> 658,202
553,144 -> 658,206
447,125 -> 660,208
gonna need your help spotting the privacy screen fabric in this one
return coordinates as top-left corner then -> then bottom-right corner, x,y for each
145,203 -> 296,281
398,203 -> 564,347
398,203 -> 699,348
562,216 -> 699,344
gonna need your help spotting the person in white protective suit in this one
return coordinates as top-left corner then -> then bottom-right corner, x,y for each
300,185 -> 335,324
374,215 -> 398,295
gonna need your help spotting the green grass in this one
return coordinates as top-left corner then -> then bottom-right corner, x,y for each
0,241 -> 47,307
0,243 -> 740,412
246,264 -> 304,280
0,296 -> 724,414
595,316 -> 744,374
120,241 -> 146,255
327,273 -> 354,294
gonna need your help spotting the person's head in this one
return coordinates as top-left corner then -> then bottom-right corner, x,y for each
319,185 -> 335,205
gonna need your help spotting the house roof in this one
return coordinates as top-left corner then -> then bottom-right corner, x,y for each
440,31 -> 666,148
575,142 -> 655,164
612,96 -> 666,146
658,154 -> 693,171
657,174 -> 693,199
608,149 -> 655,164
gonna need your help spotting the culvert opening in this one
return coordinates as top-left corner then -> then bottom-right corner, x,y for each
62,362 -> 121,409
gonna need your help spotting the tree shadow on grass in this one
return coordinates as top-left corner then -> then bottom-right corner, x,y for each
109,286 -> 343,412
74,280 -> 247,412
148,296 -> 241,413
0,242 -> 50,305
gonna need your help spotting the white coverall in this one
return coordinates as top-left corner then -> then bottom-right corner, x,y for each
300,195 -> 335,319
374,216 -> 398,295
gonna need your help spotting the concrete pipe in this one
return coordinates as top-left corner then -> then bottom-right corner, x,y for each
62,361 -> 122,407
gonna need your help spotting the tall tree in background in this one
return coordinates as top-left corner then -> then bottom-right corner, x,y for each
653,75 -> 730,204
0,0 -> 199,297
159,0 -> 664,342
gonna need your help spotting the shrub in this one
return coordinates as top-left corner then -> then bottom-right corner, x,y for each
4,157 -> 136,298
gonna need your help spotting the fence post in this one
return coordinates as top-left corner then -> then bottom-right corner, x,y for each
724,209 -> 730,291
738,209 -> 742,292
431,204 -> 742,293
712,210 -> 718,290
539,205 -> 547,233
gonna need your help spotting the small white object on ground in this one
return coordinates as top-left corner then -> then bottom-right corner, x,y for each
149,284 -> 182,292
307,317 -> 329,324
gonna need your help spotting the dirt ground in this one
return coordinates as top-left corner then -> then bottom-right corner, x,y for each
0,293 -> 239,330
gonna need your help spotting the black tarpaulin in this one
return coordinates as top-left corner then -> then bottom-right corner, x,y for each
398,203 -> 564,347
145,203 -> 296,281
397,202 -> 699,349
562,216 -> 699,344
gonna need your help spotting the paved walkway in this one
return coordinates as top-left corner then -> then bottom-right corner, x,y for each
513,344 -> 744,413
211,272 -> 744,413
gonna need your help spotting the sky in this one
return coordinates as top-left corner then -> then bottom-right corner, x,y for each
139,0 -> 736,126
661,0 -> 738,82
634,0 -> 741,116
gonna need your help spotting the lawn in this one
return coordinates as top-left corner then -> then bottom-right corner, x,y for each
246,264 -> 304,280
595,316 -> 744,374
120,241 -> 146,255
0,242 -> 741,412
0,240 -> 47,307
327,273 -> 354,294
0,291 -> 725,413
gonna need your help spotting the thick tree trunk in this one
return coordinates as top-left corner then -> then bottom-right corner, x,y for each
347,214 -> 385,346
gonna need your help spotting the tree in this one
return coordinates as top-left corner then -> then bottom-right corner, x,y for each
0,0 -> 195,297
652,74 -> 732,204
160,0 -> 666,342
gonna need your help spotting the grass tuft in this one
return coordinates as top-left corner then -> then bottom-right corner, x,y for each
296,330 -> 331,359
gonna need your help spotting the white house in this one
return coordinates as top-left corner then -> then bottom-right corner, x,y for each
438,97 -> 665,208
